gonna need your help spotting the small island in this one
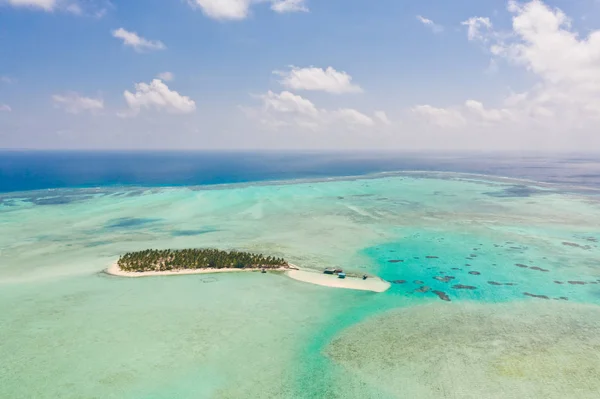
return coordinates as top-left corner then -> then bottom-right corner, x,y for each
108,248 -> 292,277
107,248 -> 390,292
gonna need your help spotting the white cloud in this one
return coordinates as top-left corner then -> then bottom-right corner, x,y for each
2,0 -> 108,15
412,100 -> 514,128
187,0 -> 250,20
271,0 -> 308,13
247,91 -> 387,131
1,76 -> 14,84
374,111 -> 391,125
157,72 -> 174,81
262,90 -> 319,117
121,79 -> 196,117
410,0 -> 600,142
417,15 -> 444,33
3,0 -> 56,11
276,66 -> 363,94
112,28 -> 166,52
464,100 -> 514,123
64,2 -> 80,14
0,104 -> 12,112
411,105 -> 466,128
187,0 -> 308,21
461,16 -> 493,41
475,1 -> 600,125
334,108 -> 375,126
496,0 -> 600,90
52,92 -> 104,114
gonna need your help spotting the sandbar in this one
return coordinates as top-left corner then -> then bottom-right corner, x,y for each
287,269 -> 390,293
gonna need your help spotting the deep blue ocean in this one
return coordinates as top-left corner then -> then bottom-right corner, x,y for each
1,150 -> 600,193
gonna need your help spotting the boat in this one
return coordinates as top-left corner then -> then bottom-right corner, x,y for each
324,268 -> 344,275
338,273 -> 346,279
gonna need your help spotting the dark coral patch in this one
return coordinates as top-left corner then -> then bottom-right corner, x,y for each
433,276 -> 455,283
388,260 -> 404,263
414,280 -> 424,285
468,271 -> 481,276
515,263 -> 529,268
530,266 -> 550,272
390,280 -> 407,284
554,281 -> 564,284
426,256 -> 439,259
559,297 -> 569,301
432,290 -> 451,302
568,281 -> 587,285
562,242 -> 592,250
451,268 -> 461,271
415,286 -> 431,293
452,285 -> 477,290
524,292 -> 550,300
488,281 -> 517,286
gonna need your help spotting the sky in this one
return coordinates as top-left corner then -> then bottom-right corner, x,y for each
1,0 -> 600,150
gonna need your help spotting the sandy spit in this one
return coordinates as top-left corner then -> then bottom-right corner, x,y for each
286,269 -> 390,293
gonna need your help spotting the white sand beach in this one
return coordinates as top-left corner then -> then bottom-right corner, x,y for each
106,262 -> 293,277
107,262 -> 389,292
287,269 -> 390,293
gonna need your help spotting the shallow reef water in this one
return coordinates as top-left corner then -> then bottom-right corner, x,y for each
1,172 -> 599,398
326,301 -> 600,399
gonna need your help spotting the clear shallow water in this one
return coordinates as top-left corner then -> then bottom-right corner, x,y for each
1,166 -> 600,397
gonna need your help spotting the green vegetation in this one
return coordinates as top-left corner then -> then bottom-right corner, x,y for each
117,248 -> 288,272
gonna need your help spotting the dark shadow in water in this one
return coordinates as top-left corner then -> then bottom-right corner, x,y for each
483,185 -> 550,198
171,229 -> 219,237
105,217 -> 162,229
1,192 -> 99,206
28,195 -> 97,206
85,241 -> 113,248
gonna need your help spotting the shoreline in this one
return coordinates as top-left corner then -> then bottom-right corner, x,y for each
105,262 -> 295,278
106,262 -> 390,292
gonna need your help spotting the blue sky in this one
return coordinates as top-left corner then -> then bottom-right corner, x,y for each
1,0 -> 600,150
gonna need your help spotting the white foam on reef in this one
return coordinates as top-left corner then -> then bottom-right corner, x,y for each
287,269 -> 390,292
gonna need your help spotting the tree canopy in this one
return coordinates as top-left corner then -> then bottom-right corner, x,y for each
117,248 -> 288,272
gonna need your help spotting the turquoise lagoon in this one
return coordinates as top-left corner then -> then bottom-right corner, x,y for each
1,172 -> 600,398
